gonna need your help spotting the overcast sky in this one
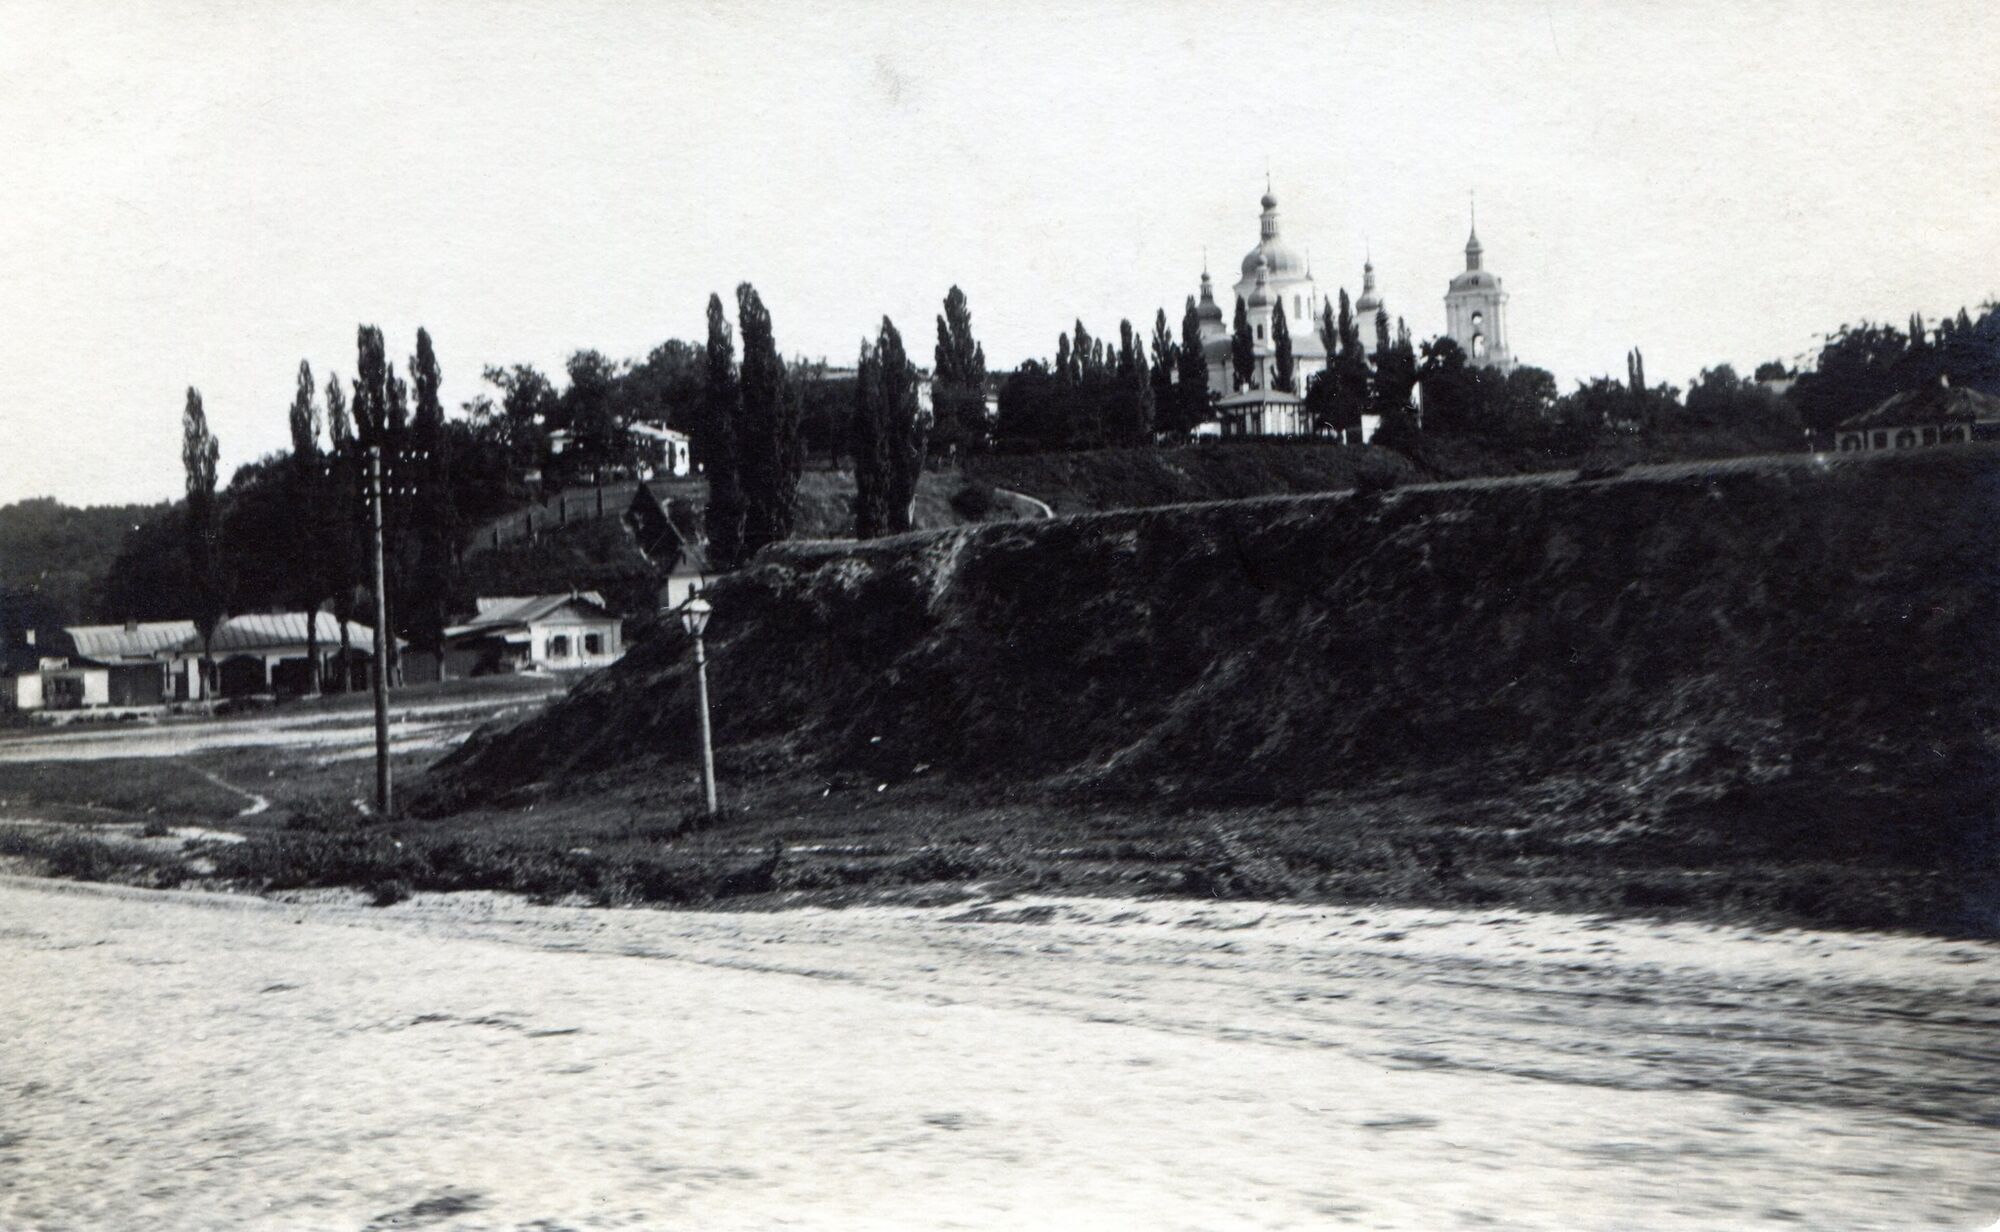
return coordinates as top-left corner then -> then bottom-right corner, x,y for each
3,0 -> 1995,506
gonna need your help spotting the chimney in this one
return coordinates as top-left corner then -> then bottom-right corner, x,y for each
126,618 -> 139,632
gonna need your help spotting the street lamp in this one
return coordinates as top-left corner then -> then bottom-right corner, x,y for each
679,595 -> 718,818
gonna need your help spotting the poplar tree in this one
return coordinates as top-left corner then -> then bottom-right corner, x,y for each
850,338 -> 889,538
932,285 -> 988,457
876,317 -> 926,533
1149,308 -> 1178,438
287,361 -> 324,692
324,373 -> 359,690
1111,319 -> 1154,446
735,282 -> 802,557
1331,289 -> 1371,439
1176,297 -> 1210,439
701,293 -> 745,569
1231,298 -> 1253,390
407,328 -> 454,662
181,388 -> 223,696
1272,299 -> 1295,392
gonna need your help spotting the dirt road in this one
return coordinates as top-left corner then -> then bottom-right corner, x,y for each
2,876 -> 1995,1230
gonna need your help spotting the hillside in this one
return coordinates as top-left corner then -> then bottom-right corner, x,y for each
0,497 -> 171,626
419,447 -> 2000,933
965,442 -> 1417,514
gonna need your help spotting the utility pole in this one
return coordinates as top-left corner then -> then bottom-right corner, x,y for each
367,444 -> 392,817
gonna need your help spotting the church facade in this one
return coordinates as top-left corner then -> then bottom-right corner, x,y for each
1194,188 -> 1515,436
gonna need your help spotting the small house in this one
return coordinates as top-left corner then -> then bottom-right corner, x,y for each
440,593 -> 624,677
1832,379 -> 2000,453
67,620 -> 198,705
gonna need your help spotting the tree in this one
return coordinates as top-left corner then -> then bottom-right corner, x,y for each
735,282 -> 803,557
1231,297 -> 1254,391
850,340 -> 889,538
932,286 -> 988,458
1271,299 -> 1294,393
1789,321 -> 1911,434
1326,290 -> 1371,439
406,328 -> 455,663
1149,308 -> 1178,438
993,361 -> 1062,453
479,363 -> 559,474
1418,337 -> 1479,436
700,293 -> 746,569
324,372 -> 360,689
876,317 -> 926,533
181,388 -> 223,697
287,360 -> 324,693
1372,318 -> 1419,425
1175,297 -> 1211,439
555,350 -> 629,484
1064,320 -> 1108,450
1752,360 -> 1791,383
1109,319 -> 1154,446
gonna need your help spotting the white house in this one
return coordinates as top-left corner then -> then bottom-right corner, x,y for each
441,593 -> 624,676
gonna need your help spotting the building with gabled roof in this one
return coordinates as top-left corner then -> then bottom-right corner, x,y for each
438,592 -> 624,677
1832,378 -> 2000,453
164,613 -> 385,699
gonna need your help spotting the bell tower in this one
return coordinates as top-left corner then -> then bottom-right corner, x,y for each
1443,203 -> 1513,372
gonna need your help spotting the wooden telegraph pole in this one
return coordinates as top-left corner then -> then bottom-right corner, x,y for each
367,443 -> 393,817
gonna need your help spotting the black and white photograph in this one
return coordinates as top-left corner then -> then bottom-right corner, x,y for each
1,2 -> 1996,1228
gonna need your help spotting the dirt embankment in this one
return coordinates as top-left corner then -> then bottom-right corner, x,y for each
421,448 -> 2000,933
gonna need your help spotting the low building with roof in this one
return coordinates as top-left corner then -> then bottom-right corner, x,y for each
165,613 -> 384,700
1831,378 -> 2000,453
437,592 -> 623,678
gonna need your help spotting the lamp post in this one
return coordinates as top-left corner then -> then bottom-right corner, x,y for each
679,595 -> 718,817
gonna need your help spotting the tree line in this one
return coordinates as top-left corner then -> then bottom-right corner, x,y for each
63,289 -> 2000,696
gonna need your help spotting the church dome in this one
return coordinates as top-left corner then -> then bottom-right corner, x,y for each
1449,268 -> 1500,292
1196,270 -> 1224,321
1240,186 -> 1307,279
1247,255 -> 1273,307
1355,259 -> 1383,314
1241,239 -> 1307,279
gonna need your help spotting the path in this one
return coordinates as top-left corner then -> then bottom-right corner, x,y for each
180,761 -> 270,816
991,486 -> 1055,520
2,877 -> 1995,1230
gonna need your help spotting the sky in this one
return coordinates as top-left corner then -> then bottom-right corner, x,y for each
3,0 -> 1996,507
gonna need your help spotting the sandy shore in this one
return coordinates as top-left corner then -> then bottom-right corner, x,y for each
2,875 -> 1996,1230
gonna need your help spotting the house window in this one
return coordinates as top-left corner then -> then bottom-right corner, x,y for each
1923,427 -> 1938,445
1472,311 -> 1484,328
1873,431 -> 1887,449
1895,429 -> 1916,448
548,634 -> 570,659
584,633 -> 603,656
1257,324 -> 1266,341
1472,333 -> 1487,359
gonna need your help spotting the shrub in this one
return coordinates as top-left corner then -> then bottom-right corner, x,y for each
950,480 -> 997,520
367,878 -> 413,907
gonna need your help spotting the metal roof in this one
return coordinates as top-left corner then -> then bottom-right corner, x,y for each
65,621 -> 197,661
450,594 -> 616,638
1838,382 -> 2000,431
170,613 -> 384,655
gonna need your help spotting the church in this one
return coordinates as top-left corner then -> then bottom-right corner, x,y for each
1196,187 -> 1514,437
